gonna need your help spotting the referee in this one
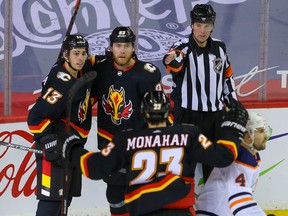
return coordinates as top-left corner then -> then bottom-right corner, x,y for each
163,4 -> 237,183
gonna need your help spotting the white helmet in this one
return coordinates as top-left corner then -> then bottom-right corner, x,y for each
243,111 -> 272,153
246,112 -> 269,134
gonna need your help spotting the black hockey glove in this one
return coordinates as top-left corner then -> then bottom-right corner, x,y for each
62,135 -> 83,160
40,134 -> 62,163
221,99 -> 249,139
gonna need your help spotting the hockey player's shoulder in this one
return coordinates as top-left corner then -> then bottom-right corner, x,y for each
181,123 -> 199,131
138,60 -> 159,74
49,64 -> 73,83
170,123 -> 199,134
235,147 -> 260,168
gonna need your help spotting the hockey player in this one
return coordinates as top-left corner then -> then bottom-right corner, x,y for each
60,90 -> 249,216
27,34 -> 95,216
85,26 -> 162,216
195,112 -> 272,216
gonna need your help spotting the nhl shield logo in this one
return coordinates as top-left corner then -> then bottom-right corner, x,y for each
213,58 -> 223,74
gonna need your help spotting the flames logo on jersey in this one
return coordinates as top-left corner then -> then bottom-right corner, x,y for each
102,86 -> 133,125
78,89 -> 91,124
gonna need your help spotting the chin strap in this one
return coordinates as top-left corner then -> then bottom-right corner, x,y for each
242,130 -> 258,155
64,58 -> 79,72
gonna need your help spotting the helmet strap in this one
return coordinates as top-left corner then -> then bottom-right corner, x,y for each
63,54 -> 79,73
241,130 -> 257,155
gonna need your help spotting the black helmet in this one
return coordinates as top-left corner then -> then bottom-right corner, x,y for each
141,90 -> 170,123
62,34 -> 89,54
190,4 -> 216,23
109,26 -> 136,45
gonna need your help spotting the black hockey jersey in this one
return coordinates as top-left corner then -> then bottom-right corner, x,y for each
88,57 -> 162,148
70,123 -> 240,216
27,62 -> 94,142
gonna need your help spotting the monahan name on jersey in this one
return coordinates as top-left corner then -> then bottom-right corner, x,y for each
126,133 -> 188,151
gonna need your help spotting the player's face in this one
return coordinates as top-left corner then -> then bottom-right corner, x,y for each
67,48 -> 88,71
192,22 -> 213,47
253,127 -> 271,151
112,42 -> 135,67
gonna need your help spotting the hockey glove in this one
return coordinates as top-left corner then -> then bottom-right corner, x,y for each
40,134 -> 62,163
221,99 -> 249,139
62,135 -> 83,160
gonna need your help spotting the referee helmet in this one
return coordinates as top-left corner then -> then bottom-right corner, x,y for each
190,4 -> 216,24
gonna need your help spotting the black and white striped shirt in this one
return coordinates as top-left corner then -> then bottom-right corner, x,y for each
164,35 -> 237,112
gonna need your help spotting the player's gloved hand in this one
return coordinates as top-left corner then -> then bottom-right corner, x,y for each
40,134 -> 62,163
62,135 -> 83,160
221,99 -> 249,139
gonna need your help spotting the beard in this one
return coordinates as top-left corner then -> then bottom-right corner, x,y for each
254,142 -> 266,151
113,53 -> 134,66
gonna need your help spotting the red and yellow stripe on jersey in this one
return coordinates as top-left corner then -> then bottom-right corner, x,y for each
80,152 -> 94,178
69,121 -> 90,138
125,174 -> 180,204
98,128 -> 114,142
217,139 -> 238,160
28,118 -> 51,134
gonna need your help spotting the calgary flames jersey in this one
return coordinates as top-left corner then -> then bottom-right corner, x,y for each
70,123 -> 241,216
195,146 -> 265,216
88,57 -> 162,149
27,62 -> 94,142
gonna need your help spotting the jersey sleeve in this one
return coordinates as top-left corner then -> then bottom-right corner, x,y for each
222,45 -> 237,103
71,134 -> 127,180
27,68 -> 75,140
184,124 -> 239,167
163,39 -> 187,74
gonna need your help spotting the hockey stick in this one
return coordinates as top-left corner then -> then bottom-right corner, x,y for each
61,70 -> 97,216
65,70 -> 97,133
57,0 -> 82,61
0,140 -> 43,154
54,1 -> 82,214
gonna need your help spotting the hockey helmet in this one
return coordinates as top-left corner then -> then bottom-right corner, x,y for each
243,111 -> 272,153
62,34 -> 89,54
109,26 -> 136,45
190,4 -> 216,24
246,112 -> 271,137
141,90 -> 170,123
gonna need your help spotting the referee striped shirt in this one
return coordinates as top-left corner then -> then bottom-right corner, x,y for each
164,35 -> 237,112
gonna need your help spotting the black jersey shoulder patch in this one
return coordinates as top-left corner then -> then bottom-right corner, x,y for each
56,71 -> 72,82
144,63 -> 157,73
